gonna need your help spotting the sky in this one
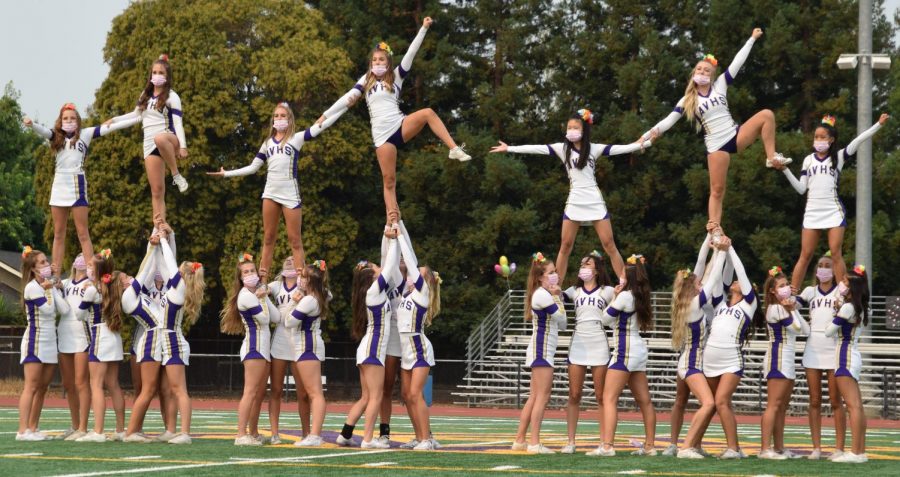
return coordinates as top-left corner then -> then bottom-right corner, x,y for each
1,0 -> 899,123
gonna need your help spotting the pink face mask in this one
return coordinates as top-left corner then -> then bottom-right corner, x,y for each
776,285 -> 792,300
61,121 -> 78,134
578,268 -> 593,282
566,130 -> 582,142
273,119 -> 289,132
38,265 -> 53,279
371,65 -> 388,76
86,268 -> 95,281
545,273 -> 559,287
693,74 -> 710,86
73,255 -> 87,271
816,267 -> 833,283
281,268 -> 298,279
813,140 -> 830,153
150,74 -> 167,86
242,274 -> 260,288
837,281 -> 849,296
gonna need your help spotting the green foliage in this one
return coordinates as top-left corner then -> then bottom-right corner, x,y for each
0,83 -> 45,251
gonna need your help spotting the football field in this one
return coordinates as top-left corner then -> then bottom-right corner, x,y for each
1,406 -> 899,476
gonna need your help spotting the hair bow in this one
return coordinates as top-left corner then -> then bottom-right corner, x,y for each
532,252 -> 546,263
99,249 -> 112,259
821,115 -> 836,127
21,245 -> 33,258
239,253 -> 253,263
824,250 -> 832,257
702,53 -> 718,66
626,254 -> 646,265
62,103 -> 77,111
852,264 -> 866,276
433,271 -> 443,285
375,41 -> 393,56
356,260 -> 369,270
679,268 -> 692,279
191,262 -> 203,272
313,260 -> 327,272
768,266 -> 782,277
589,250 -> 603,259
278,101 -> 290,108
577,108 -> 594,125
158,54 -> 169,61
101,273 -> 112,284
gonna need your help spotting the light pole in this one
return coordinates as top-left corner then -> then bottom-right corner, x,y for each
835,0 -> 891,286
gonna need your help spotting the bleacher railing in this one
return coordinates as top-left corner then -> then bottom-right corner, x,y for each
455,290 -> 900,418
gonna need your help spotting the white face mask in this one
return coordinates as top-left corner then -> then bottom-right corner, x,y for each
61,121 -> 78,134
566,130 -> 582,142
577,267 -> 594,282
813,140 -> 830,153
150,74 -> 167,86
693,73 -> 710,86
273,119 -> 289,132
371,65 -> 388,76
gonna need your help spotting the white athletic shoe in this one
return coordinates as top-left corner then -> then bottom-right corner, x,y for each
586,445 -> 615,457
65,430 -> 87,441
168,433 -> 192,445
510,441 -> 527,451
413,439 -> 435,451
376,435 -> 391,446
677,448 -> 705,459
15,431 -> 38,441
560,443 -> 576,454
60,428 -> 77,440
361,438 -> 390,449
759,449 -> 787,460
172,174 -> 189,193
294,435 -> 323,447
719,448 -> 742,459
697,447 -> 712,458
234,435 -> 262,446
828,450 -> 846,461
124,433 -> 153,443
269,434 -> 282,445
833,452 -> 867,463
632,446 -> 657,456
155,430 -> 176,442
738,448 -> 748,459
76,431 -> 107,443
780,448 -> 802,459
526,444 -> 555,454
430,437 -> 442,450
807,449 -> 822,460
448,145 -> 472,162
399,439 -> 420,449
662,444 -> 678,456
335,435 -> 355,447
30,430 -> 48,441
110,431 -> 126,442
766,152 -> 793,168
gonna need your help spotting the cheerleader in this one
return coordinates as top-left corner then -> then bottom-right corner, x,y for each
17,248 -> 68,441
284,260 -> 330,447
220,253 -> 280,446
668,236 -> 728,459
559,251 -> 614,454
336,229 -> 399,449
778,113 -> 889,288
490,110 -> 653,281
512,253 -> 566,454
106,55 -> 190,224
396,221 -> 441,451
824,267 -> 869,463
797,254 -> 846,459
592,255 -> 655,457
759,267 -> 810,459
130,268 -> 170,439
266,257 -> 309,444
155,232 -> 205,445
316,16 -> 471,227
58,254 -> 93,441
76,250 -> 127,442
639,28 -> 791,234
378,232 -> 406,446
121,238 -> 167,442
208,103 -> 339,287
24,104 -> 139,283
702,245 -> 762,459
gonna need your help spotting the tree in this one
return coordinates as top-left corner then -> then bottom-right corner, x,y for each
0,83 -> 45,251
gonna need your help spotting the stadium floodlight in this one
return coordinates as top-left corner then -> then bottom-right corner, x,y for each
836,54 -> 858,70
871,54 -> 891,70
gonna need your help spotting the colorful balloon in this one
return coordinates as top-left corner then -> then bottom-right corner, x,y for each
494,264 -> 502,275
499,255 -> 508,266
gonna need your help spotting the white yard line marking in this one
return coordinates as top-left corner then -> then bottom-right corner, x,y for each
363,462 -> 397,467
491,465 -> 521,471
121,456 -> 161,461
444,440 -> 510,447
48,450 -> 391,477
2,452 -> 43,457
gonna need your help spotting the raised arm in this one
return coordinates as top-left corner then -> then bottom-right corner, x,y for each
135,242 -> 159,285
289,113 -> 344,149
27,121 -> 54,139
844,120 -> 884,157
727,246 -> 752,295
641,97 -> 686,140
722,252 -> 735,294
380,237 -> 400,290
397,221 -> 420,280
701,249 -> 727,299
693,234 -> 713,276
167,93 -> 187,149
321,74 -> 366,121
722,33 -> 759,85
399,23 -> 430,79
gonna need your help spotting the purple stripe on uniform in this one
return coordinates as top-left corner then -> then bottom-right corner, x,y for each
412,334 -> 429,368
166,301 -> 182,330
547,145 -> 558,158
612,314 -> 628,369
605,306 -> 621,317
170,109 -> 183,117
304,129 -> 313,142
533,314 -> 547,364
688,319 -> 702,370
724,70 -> 734,85
72,174 -> 88,207
131,280 -> 143,295
543,303 -> 559,315
366,304 -> 385,363
255,152 -> 266,161
699,290 -> 708,307
78,301 -> 92,310
674,106 -> 684,113
89,326 -> 99,362
91,304 -> 102,325
415,306 -> 427,333
303,329 -> 314,355
795,296 -> 809,307
377,275 -> 388,292
800,170 -> 808,176
168,273 -> 182,290
167,108 -> 176,133
562,213 -> 571,222
744,290 -> 756,304
601,144 -> 613,156
398,65 -> 409,79
92,127 -> 102,138
353,84 -> 364,92
414,275 -> 424,291
141,329 -> 156,362
25,302 -> 38,359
